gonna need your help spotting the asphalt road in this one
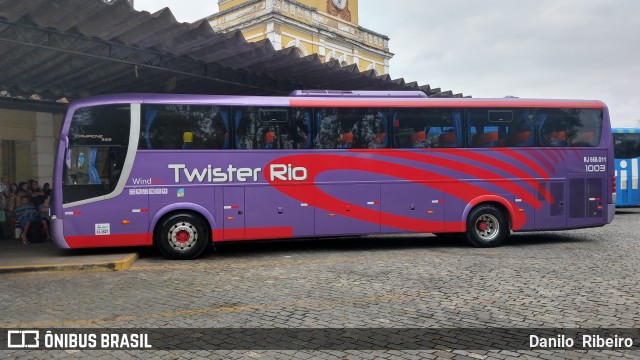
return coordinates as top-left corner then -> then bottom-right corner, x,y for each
1,208 -> 639,359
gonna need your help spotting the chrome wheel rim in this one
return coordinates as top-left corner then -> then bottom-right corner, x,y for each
167,221 -> 198,251
474,214 -> 499,241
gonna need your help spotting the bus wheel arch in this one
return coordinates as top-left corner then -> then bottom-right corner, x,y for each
464,201 -> 511,248
153,208 -> 214,260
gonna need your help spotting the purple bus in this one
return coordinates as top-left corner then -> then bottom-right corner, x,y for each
51,91 -> 615,259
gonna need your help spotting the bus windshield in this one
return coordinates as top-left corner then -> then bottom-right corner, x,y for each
62,104 -> 131,204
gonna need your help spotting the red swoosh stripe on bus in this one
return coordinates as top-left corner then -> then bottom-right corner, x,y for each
266,154 -> 526,231
529,150 -> 557,173
543,149 -> 560,165
428,149 -> 554,204
488,148 -> 551,181
352,149 -> 543,209
273,178 -> 461,233
429,149 -> 553,180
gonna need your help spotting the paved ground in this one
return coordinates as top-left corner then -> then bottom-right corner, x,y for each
1,208 -> 639,359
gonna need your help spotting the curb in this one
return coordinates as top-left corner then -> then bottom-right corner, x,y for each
0,253 -> 139,274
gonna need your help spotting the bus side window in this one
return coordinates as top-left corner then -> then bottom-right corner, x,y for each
392,108 -> 460,149
140,105 -> 229,150
506,112 -> 534,147
236,107 -> 310,150
468,110 -> 517,148
350,109 -> 387,149
568,109 -> 601,147
539,108 -> 602,148
315,108 -> 386,149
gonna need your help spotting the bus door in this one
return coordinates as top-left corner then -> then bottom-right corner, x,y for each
381,183 -> 445,233
222,187 -> 245,240
567,174 -> 605,228
245,185 -> 315,239
315,184 -> 381,236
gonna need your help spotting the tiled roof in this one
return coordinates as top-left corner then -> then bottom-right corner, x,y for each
0,0 -> 465,101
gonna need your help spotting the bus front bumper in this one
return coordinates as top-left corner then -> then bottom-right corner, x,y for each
50,217 -> 70,249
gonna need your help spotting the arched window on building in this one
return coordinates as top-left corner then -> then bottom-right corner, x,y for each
291,47 -> 305,57
326,51 -> 339,64
366,64 -> 380,77
284,40 -> 308,58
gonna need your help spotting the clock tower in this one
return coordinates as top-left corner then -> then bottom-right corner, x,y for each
208,0 -> 392,75
326,0 -> 351,22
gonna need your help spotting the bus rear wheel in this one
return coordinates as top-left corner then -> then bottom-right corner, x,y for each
156,213 -> 209,260
465,205 -> 508,247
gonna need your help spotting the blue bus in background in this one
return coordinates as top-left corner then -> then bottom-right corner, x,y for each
613,128 -> 640,207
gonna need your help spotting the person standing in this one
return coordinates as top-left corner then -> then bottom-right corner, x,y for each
8,182 -> 19,239
17,182 -> 30,201
0,174 -> 9,240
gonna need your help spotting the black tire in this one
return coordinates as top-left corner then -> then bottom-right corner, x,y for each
156,213 -> 209,260
465,205 -> 509,247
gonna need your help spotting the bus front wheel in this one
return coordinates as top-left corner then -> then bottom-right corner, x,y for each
465,205 -> 509,247
156,213 -> 209,260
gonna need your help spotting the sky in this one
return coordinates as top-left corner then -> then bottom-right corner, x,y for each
134,0 -> 640,127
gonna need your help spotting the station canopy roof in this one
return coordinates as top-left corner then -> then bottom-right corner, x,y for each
0,0 -> 465,106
